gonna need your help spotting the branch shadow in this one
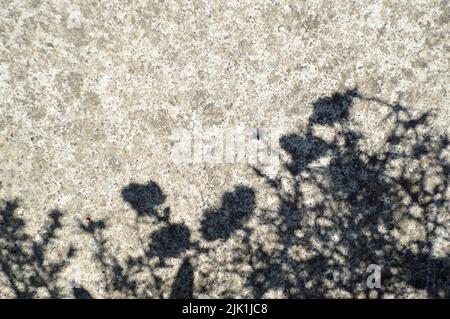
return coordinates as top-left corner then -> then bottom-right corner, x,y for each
199,89 -> 449,298
4,88 -> 447,298
79,181 -> 199,298
0,200 -> 75,298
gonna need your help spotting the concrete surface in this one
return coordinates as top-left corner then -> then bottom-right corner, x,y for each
0,0 -> 449,298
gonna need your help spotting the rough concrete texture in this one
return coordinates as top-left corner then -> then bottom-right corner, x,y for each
0,0 -> 449,298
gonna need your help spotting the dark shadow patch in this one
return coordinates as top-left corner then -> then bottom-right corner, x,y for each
200,186 -> 256,241
73,286 -> 93,299
170,257 -> 194,299
148,223 -> 191,259
280,133 -> 330,175
309,88 -> 359,126
121,182 -> 166,217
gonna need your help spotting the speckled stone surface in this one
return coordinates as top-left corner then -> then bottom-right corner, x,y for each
0,1 -> 449,298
